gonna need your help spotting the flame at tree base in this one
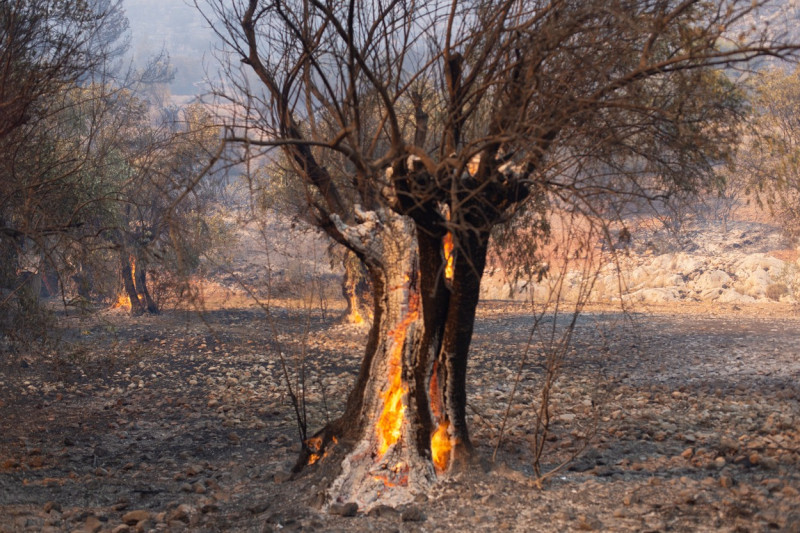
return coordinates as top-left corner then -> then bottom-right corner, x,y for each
431,421 -> 453,473
112,293 -> 132,309
375,293 -> 419,457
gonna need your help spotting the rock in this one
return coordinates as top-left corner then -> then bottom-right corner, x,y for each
82,515 -> 103,533
576,514 -> 603,530
681,447 -> 694,459
401,506 -> 425,522
43,501 -> 61,513
133,520 -> 152,533
167,504 -> 196,524
718,436 -> 739,454
783,485 -> 800,498
111,525 -> 131,533
247,502 -> 270,515
166,520 -> 186,531
121,510 -> 150,525
273,471 -> 292,483
761,456 -> 779,470
200,501 -> 220,514
367,505 -> 399,518
329,502 -> 358,517
677,489 -> 696,505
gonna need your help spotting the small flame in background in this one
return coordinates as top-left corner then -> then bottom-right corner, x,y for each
428,361 -> 453,473
443,232 -> 455,282
345,276 -> 365,325
112,257 -> 136,309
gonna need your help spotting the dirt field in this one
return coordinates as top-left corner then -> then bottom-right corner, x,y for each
1,301 -> 798,532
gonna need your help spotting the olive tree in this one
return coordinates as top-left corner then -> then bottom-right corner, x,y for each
199,0 -> 796,508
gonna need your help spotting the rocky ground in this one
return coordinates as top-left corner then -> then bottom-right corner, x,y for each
481,216 -> 800,307
1,299 -> 798,532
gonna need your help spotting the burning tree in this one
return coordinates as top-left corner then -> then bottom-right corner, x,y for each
199,0 -> 797,509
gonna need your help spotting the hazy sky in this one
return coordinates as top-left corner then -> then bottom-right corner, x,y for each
124,0 -> 219,95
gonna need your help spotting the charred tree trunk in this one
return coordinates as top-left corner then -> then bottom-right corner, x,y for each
133,252 -> 158,314
341,251 -> 371,325
297,208 -> 489,510
120,253 -> 145,316
433,228 -> 490,463
296,211 -> 438,509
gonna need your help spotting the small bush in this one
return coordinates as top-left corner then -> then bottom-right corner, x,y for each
766,283 -> 789,301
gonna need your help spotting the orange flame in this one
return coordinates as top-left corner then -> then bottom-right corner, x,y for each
375,293 -> 419,457
431,421 -> 452,472
372,461 -> 409,488
345,277 -> 365,325
377,363 -> 406,456
112,292 -> 131,309
112,257 -> 137,309
443,233 -> 455,282
306,435 -> 337,466
428,361 -> 452,473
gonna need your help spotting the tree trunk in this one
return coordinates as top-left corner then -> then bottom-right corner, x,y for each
120,253 -> 145,316
133,252 -> 158,314
341,251 -> 371,324
303,209 -> 486,510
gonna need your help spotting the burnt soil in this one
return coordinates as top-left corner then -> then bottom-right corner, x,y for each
1,301 -> 799,532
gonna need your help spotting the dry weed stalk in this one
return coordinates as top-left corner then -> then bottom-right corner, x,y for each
493,210 -> 611,482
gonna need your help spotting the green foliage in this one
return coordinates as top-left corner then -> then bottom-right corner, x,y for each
739,67 -> 800,242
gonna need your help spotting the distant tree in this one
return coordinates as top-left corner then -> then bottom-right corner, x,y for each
738,66 -> 800,242
110,101 -> 225,315
200,0 -> 797,507
254,151 -> 372,323
0,0 -> 223,336
0,0 -> 131,342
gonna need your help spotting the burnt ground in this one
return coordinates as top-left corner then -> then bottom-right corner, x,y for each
0,301 -> 799,532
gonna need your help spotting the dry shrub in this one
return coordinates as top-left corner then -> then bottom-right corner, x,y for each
766,282 -> 789,301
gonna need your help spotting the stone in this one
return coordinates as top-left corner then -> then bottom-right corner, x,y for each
43,501 -> 61,513
247,502 -> 270,515
166,504 -> 195,524
82,516 -> 102,533
401,506 -> 425,522
367,505 -> 399,518
761,456 -> 779,470
677,489 -> 696,505
329,502 -> 358,517
576,514 -> 603,530
121,510 -> 150,525
273,471 -> 292,483
718,436 -> 739,454
782,486 -> 800,498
